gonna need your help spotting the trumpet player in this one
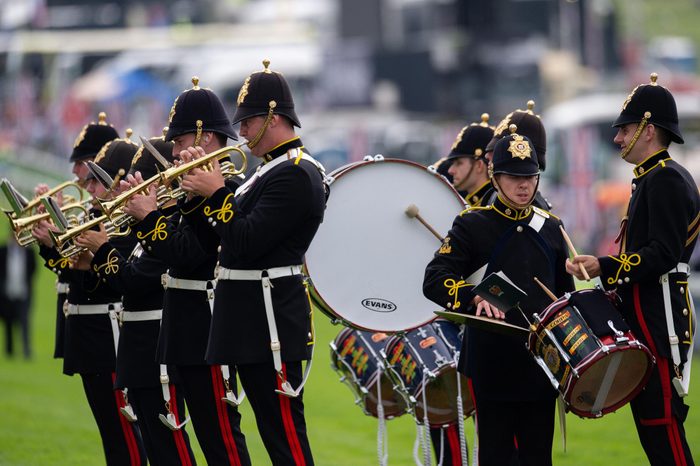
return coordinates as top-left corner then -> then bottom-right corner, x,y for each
180,60 -> 328,465
121,78 -> 251,465
74,137 -> 198,465
34,113 -> 118,361
33,126 -> 148,466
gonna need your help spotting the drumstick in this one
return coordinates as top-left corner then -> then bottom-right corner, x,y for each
405,204 -> 444,242
559,225 -> 591,281
534,276 -> 558,302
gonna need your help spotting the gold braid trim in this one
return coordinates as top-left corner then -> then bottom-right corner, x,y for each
203,193 -> 235,223
136,216 -> 168,241
606,253 -> 641,285
444,278 -> 470,310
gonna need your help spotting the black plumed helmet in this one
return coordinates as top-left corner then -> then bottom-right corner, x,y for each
90,129 -> 140,180
232,59 -> 301,127
486,100 -> 547,171
446,113 -> 495,161
490,125 -> 540,177
165,77 -> 237,142
613,72 -> 683,144
70,112 -> 120,162
130,129 -> 175,180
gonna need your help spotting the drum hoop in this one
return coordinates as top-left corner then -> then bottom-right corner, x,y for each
304,158 -> 465,332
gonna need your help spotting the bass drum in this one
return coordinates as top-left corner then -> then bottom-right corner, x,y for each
305,156 -> 465,332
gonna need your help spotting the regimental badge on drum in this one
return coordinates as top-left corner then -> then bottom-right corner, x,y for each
543,344 -> 561,374
439,236 -> 452,254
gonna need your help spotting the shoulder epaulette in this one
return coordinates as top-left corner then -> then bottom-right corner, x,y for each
459,205 -> 492,217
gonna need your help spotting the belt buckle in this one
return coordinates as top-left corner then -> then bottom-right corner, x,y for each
161,273 -> 168,288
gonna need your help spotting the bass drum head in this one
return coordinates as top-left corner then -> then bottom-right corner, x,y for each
306,158 -> 465,332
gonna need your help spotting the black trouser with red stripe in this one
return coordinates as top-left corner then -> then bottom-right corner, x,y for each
430,425 -> 466,465
177,364 -> 251,466
128,385 -> 197,466
238,361 -> 314,466
631,355 -> 695,466
81,372 -> 147,466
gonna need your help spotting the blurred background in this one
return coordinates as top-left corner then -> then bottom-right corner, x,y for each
0,2 -> 700,463
1,0 -> 700,259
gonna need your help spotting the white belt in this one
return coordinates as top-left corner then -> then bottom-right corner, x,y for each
161,273 -> 215,291
64,301 -> 123,355
668,262 -> 690,274
119,309 -> 162,323
56,282 -> 70,294
215,264 -> 311,398
64,302 -> 123,316
661,261 -> 693,396
216,264 -> 303,281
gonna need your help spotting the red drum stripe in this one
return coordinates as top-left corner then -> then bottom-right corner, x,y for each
210,366 -> 241,466
111,373 -> 141,466
168,384 -> 192,466
446,424 -> 461,466
277,364 -> 306,466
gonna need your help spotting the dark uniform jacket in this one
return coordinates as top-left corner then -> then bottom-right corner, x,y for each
423,196 -> 574,401
202,137 -> 327,365
464,180 -> 495,208
132,178 -> 241,365
39,229 -> 136,375
599,150 -> 700,371
90,205 -> 178,388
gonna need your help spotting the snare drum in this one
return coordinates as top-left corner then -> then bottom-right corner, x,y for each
384,319 -> 473,426
305,157 -> 465,332
529,288 -> 653,418
330,327 -> 408,419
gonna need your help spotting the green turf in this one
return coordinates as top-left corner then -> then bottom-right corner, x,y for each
0,262 -> 698,465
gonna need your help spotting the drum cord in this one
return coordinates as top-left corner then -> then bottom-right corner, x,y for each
376,366 -> 389,466
421,372 -> 432,466
455,367 -> 469,466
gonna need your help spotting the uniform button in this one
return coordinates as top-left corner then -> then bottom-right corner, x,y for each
307,332 -> 312,339
217,246 -> 221,253
685,331 -> 690,338
505,208 -> 512,215
52,268 -> 57,272
212,221 -> 217,227
446,302 -> 452,309
207,217 -> 213,223
680,287 -> 685,293
683,308 -> 689,316
516,226 -> 523,232
148,246 -> 152,251
102,278 -> 106,283
618,279 -> 623,285
632,183 -> 637,191
624,277 -> 630,283
141,240 -> 147,245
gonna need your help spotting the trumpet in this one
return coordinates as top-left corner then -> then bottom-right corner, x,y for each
13,179 -> 86,218
6,200 -> 90,246
160,144 -> 247,199
49,213 -> 131,258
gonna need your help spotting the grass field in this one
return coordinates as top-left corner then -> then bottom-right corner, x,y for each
0,262 -> 698,465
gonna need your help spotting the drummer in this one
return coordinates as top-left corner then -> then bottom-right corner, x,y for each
423,127 -> 574,466
441,113 -> 495,208
567,73 -> 698,465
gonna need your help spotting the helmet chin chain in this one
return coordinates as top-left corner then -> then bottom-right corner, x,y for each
246,100 -> 277,150
490,171 -> 540,211
620,111 -> 651,160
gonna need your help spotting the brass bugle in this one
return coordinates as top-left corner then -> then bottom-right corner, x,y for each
7,200 -> 90,246
160,144 -> 247,198
18,179 -> 86,217
49,213 -> 130,258
97,173 -> 162,217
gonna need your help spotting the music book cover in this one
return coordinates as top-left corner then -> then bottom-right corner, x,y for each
473,271 -> 527,312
